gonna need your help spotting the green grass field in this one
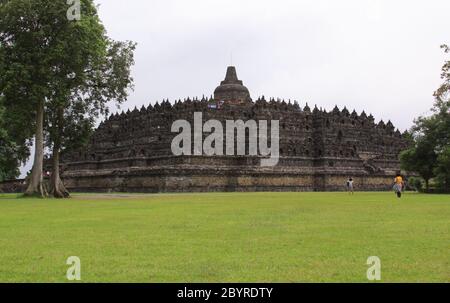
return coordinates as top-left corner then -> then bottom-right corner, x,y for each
0,192 -> 448,282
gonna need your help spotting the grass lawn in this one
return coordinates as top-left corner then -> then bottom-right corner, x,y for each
0,192 -> 448,282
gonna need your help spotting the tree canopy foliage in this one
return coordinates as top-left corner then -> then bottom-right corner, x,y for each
0,0 -> 135,197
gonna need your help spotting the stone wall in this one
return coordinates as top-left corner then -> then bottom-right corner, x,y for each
62,171 -> 394,193
0,179 -> 26,193
60,154 -> 399,193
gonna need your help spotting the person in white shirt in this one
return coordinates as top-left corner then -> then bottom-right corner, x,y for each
346,177 -> 354,194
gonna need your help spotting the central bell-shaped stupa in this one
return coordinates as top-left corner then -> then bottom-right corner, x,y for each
214,66 -> 252,105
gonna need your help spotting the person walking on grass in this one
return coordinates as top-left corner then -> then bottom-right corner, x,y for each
346,177 -> 354,195
393,172 -> 405,198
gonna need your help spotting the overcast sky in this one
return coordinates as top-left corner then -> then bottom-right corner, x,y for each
96,0 -> 449,130
20,0 -> 450,176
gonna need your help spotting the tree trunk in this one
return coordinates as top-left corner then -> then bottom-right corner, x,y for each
50,144 -> 70,198
425,178 -> 430,193
49,106 -> 70,198
24,100 -> 48,198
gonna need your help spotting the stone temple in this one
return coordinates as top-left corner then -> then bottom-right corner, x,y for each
58,66 -> 410,192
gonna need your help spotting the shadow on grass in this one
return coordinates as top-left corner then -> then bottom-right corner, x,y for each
0,193 -> 74,200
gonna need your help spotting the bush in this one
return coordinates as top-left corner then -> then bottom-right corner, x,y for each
407,177 -> 424,192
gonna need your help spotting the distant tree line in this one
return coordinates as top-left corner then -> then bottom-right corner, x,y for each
400,45 -> 450,193
0,0 -> 135,197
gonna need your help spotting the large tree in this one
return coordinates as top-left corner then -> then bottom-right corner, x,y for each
0,0 -> 135,197
400,136 -> 437,191
400,45 -> 450,192
43,11 -> 135,198
0,0 -> 52,196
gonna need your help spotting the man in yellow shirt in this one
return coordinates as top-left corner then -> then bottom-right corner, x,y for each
393,172 -> 404,198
